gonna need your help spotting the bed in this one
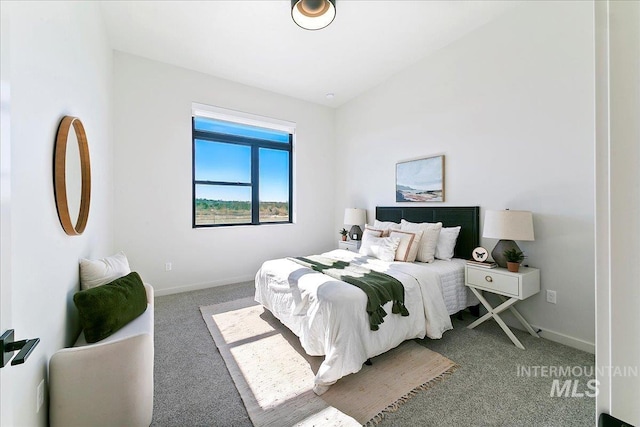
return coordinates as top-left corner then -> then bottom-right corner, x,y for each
254,206 -> 480,395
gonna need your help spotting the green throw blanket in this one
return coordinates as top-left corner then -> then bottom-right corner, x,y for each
289,255 -> 410,331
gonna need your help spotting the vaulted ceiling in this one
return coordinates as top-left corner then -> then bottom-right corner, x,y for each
99,1 -> 516,107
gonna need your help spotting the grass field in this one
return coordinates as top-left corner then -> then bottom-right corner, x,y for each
195,199 -> 289,225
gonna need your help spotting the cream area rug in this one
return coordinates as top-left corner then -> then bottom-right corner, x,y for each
201,297 -> 458,426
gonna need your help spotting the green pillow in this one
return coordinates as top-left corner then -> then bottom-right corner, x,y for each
74,271 -> 148,343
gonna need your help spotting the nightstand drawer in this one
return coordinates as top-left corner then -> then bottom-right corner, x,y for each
338,240 -> 361,252
467,268 -> 519,297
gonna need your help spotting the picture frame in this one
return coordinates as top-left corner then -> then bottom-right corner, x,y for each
396,155 -> 445,202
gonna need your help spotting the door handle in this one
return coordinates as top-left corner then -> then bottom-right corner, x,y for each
1,330 -> 40,368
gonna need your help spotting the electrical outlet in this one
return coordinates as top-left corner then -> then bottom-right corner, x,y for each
37,379 -> 44,412
546,290 -> 557,304
165,262 -> 172,272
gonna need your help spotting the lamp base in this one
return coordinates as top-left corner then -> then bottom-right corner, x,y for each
491,240 -> 521,268
349,225 -> 363,241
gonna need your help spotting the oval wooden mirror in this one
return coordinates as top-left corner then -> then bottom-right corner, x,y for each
54,116 -> 91,235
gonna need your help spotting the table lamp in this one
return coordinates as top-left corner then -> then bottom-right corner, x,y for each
483,209 -> 535,268
344,208 -> 366,241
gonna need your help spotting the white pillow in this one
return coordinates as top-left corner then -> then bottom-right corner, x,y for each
79,252 -> 131,290
359,235 -> 401,262
435,226 -> 461,261
373,220 -> 401,237
363,225 -> 384,238
389,230 -> 423,262
400,220 -> 443,263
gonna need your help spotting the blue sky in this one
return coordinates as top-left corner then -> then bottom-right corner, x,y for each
195,117 -> 289,143
195,140 -> 289,203
259,148 -> 289,202
194,117 -> 291,203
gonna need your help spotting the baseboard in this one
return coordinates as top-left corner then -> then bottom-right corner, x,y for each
530,323 -> 595,354
156,281 -> 596,354
154,275 -> 255,297
477,303 -> 595,354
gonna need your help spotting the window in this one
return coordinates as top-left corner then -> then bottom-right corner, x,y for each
192,105 -> 294,227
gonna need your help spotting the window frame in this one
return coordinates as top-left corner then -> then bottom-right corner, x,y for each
191,115 -> 293,228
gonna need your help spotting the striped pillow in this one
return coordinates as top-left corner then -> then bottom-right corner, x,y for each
373,220 -> 401,237
390,230 -> 423,262
400,220 -> 443,263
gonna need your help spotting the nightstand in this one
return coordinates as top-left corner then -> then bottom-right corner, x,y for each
338,240 -> 361,252
465,265 -> 540,350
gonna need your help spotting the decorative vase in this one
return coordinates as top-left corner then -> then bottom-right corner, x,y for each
341,235 -> 347,241
491,239 -> 521,268
507,262 -> 520,273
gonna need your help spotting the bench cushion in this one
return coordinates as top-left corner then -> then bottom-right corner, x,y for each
74,272 -> 147,343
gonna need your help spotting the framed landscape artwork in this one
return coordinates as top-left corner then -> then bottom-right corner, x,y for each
396,155 -> 445,202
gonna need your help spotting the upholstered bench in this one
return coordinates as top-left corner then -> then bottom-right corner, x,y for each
49,282 -> 154,427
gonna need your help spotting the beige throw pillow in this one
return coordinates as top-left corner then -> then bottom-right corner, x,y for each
389,230 -> 423,262
400,220 -> 443,263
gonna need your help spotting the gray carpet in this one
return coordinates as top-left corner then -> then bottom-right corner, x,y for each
152,281 -> 595,426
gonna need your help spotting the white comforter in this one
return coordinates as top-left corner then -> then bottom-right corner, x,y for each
254,249 -> 452,395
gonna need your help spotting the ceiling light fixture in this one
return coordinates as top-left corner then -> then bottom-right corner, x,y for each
291,0 -> 336,31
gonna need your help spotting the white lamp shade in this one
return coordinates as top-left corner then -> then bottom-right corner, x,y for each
483,210 -> 535,241
344,208 -> 366,226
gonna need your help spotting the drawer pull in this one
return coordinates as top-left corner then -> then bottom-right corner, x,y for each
485,275 -> 493,283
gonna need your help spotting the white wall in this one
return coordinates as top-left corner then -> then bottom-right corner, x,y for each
113,53 -> 336,295
0,3 -> 14,425
1,2 -> 113,427
595,1 -> 640,425
335,1 -> 595,350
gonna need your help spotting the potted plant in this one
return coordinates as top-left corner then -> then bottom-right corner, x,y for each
339,228 -> 348,241
503,248 -> 526,272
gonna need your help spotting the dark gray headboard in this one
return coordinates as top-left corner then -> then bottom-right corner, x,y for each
375,206 -> 480,259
